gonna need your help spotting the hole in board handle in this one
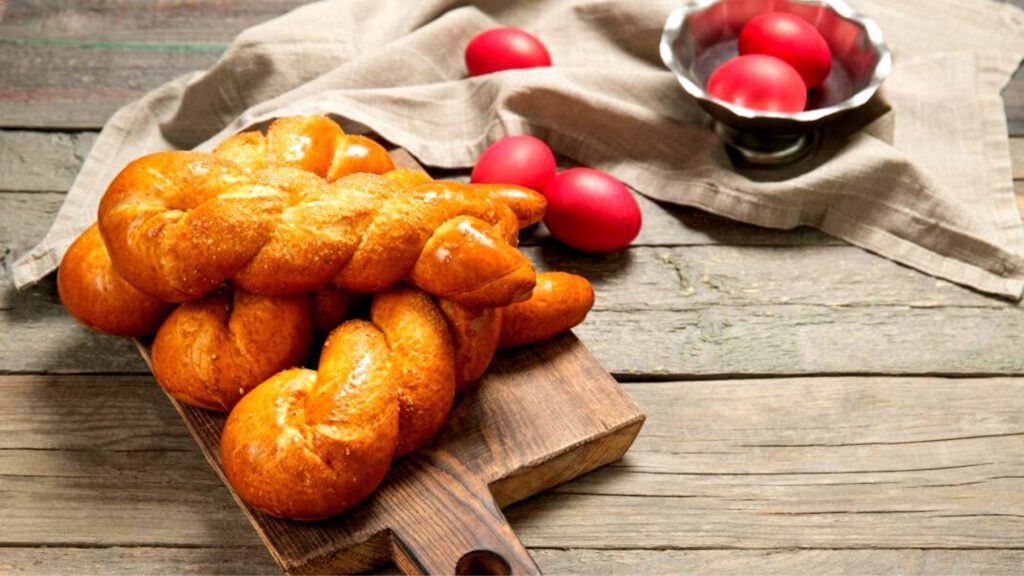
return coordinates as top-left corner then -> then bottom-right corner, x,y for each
456,549 -> 512,575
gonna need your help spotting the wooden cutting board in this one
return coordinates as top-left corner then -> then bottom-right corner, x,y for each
133,150 -> 645,574
137,333 -> 643,574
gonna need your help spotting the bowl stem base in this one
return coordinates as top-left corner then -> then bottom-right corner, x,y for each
715,122 -> 819,168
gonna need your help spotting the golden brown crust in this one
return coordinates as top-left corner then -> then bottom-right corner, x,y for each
410,215 -> 536,308
97,117 -> 534,307
382,169 -> 547,233
498,272 -> 595,349
312,286 -> 362,336
327,134 -> 396,180
57,224 -> 172,337
469,183 -> 548,228
60,114 -> 597,523
151,288 -> 313,412
215,116 -> 396,182
438,300 -> 501,393
371,288 -> 456,456
220,319 -> 400,521
211,130 -> 269,173
382,168 -> 434,188
220,273 -> 595,521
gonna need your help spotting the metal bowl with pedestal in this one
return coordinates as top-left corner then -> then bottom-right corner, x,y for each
660,0 -> 892,167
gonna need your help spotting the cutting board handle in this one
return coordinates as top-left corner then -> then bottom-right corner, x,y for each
388,448 -> 541,575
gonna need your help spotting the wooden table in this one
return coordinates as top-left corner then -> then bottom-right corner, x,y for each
2,2 -> 1023,574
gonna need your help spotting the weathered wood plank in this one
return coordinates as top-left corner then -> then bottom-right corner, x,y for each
507,377 -> 1024,550
0,0 -> 307,129
532,549 -> 1024,576
1,375 -> 1022,551
0,193 -> 66,253
0,546 -> 279,575
3,548 -> 1023,576
0,131 -> 97,192
0,275 -> 150,375
0,43 -> 218,129
0,450 -> 258,547
0,0 -> 305,44
0,374 -> 188,451
579,305 -> 1023,377
545,244 -> 1024,377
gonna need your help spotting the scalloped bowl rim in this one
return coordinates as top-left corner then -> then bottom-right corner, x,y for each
659,0 -> 893,123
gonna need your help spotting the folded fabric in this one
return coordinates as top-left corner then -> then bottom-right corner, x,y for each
12,0 -> 1024,298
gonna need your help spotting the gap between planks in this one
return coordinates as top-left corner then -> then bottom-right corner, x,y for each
1,374 -> 1022,552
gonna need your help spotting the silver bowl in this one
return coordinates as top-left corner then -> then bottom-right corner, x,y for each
660,0 -> 892,166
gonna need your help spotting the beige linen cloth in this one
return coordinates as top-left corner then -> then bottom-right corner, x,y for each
12,0 -> 1024,298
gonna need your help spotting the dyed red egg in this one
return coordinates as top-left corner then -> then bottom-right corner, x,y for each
707,55 -> 807,113
544,168 -> 642,253
465,28 -> 552,77
739,12 -> 832,89
471,135 -> 556,192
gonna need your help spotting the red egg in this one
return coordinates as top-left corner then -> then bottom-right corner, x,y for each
465,27 -> 552,77
471,135 -> 556,192
707,55 -> 807,113
544,168 -> 642,253
739,12 -> 832,89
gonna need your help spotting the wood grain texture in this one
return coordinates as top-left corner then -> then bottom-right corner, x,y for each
0,43 -> 218,129
4,548 -> 1024,575
0,131 -> 97,193
0,547 -> 280,575
1,374 -> 1022,568
0,0 -> 305,43
0,0 -> 308,128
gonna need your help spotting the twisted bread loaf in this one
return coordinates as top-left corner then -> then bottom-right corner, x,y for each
143,161 -> 555,411
221,273 -> 594,521
57,116 -> 397,337
97,116 -> 538,307
151,288 -> 314,412
56,116 -> 597,522
59,117 -> 546,336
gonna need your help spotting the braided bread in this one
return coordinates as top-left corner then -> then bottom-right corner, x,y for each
55,115 -> 597,521
96,116 -> 537,307
221,273 -> 594,521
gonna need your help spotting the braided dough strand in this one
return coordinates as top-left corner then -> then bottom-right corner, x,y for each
220,272 -> 593,520
97,116 -> 536,307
